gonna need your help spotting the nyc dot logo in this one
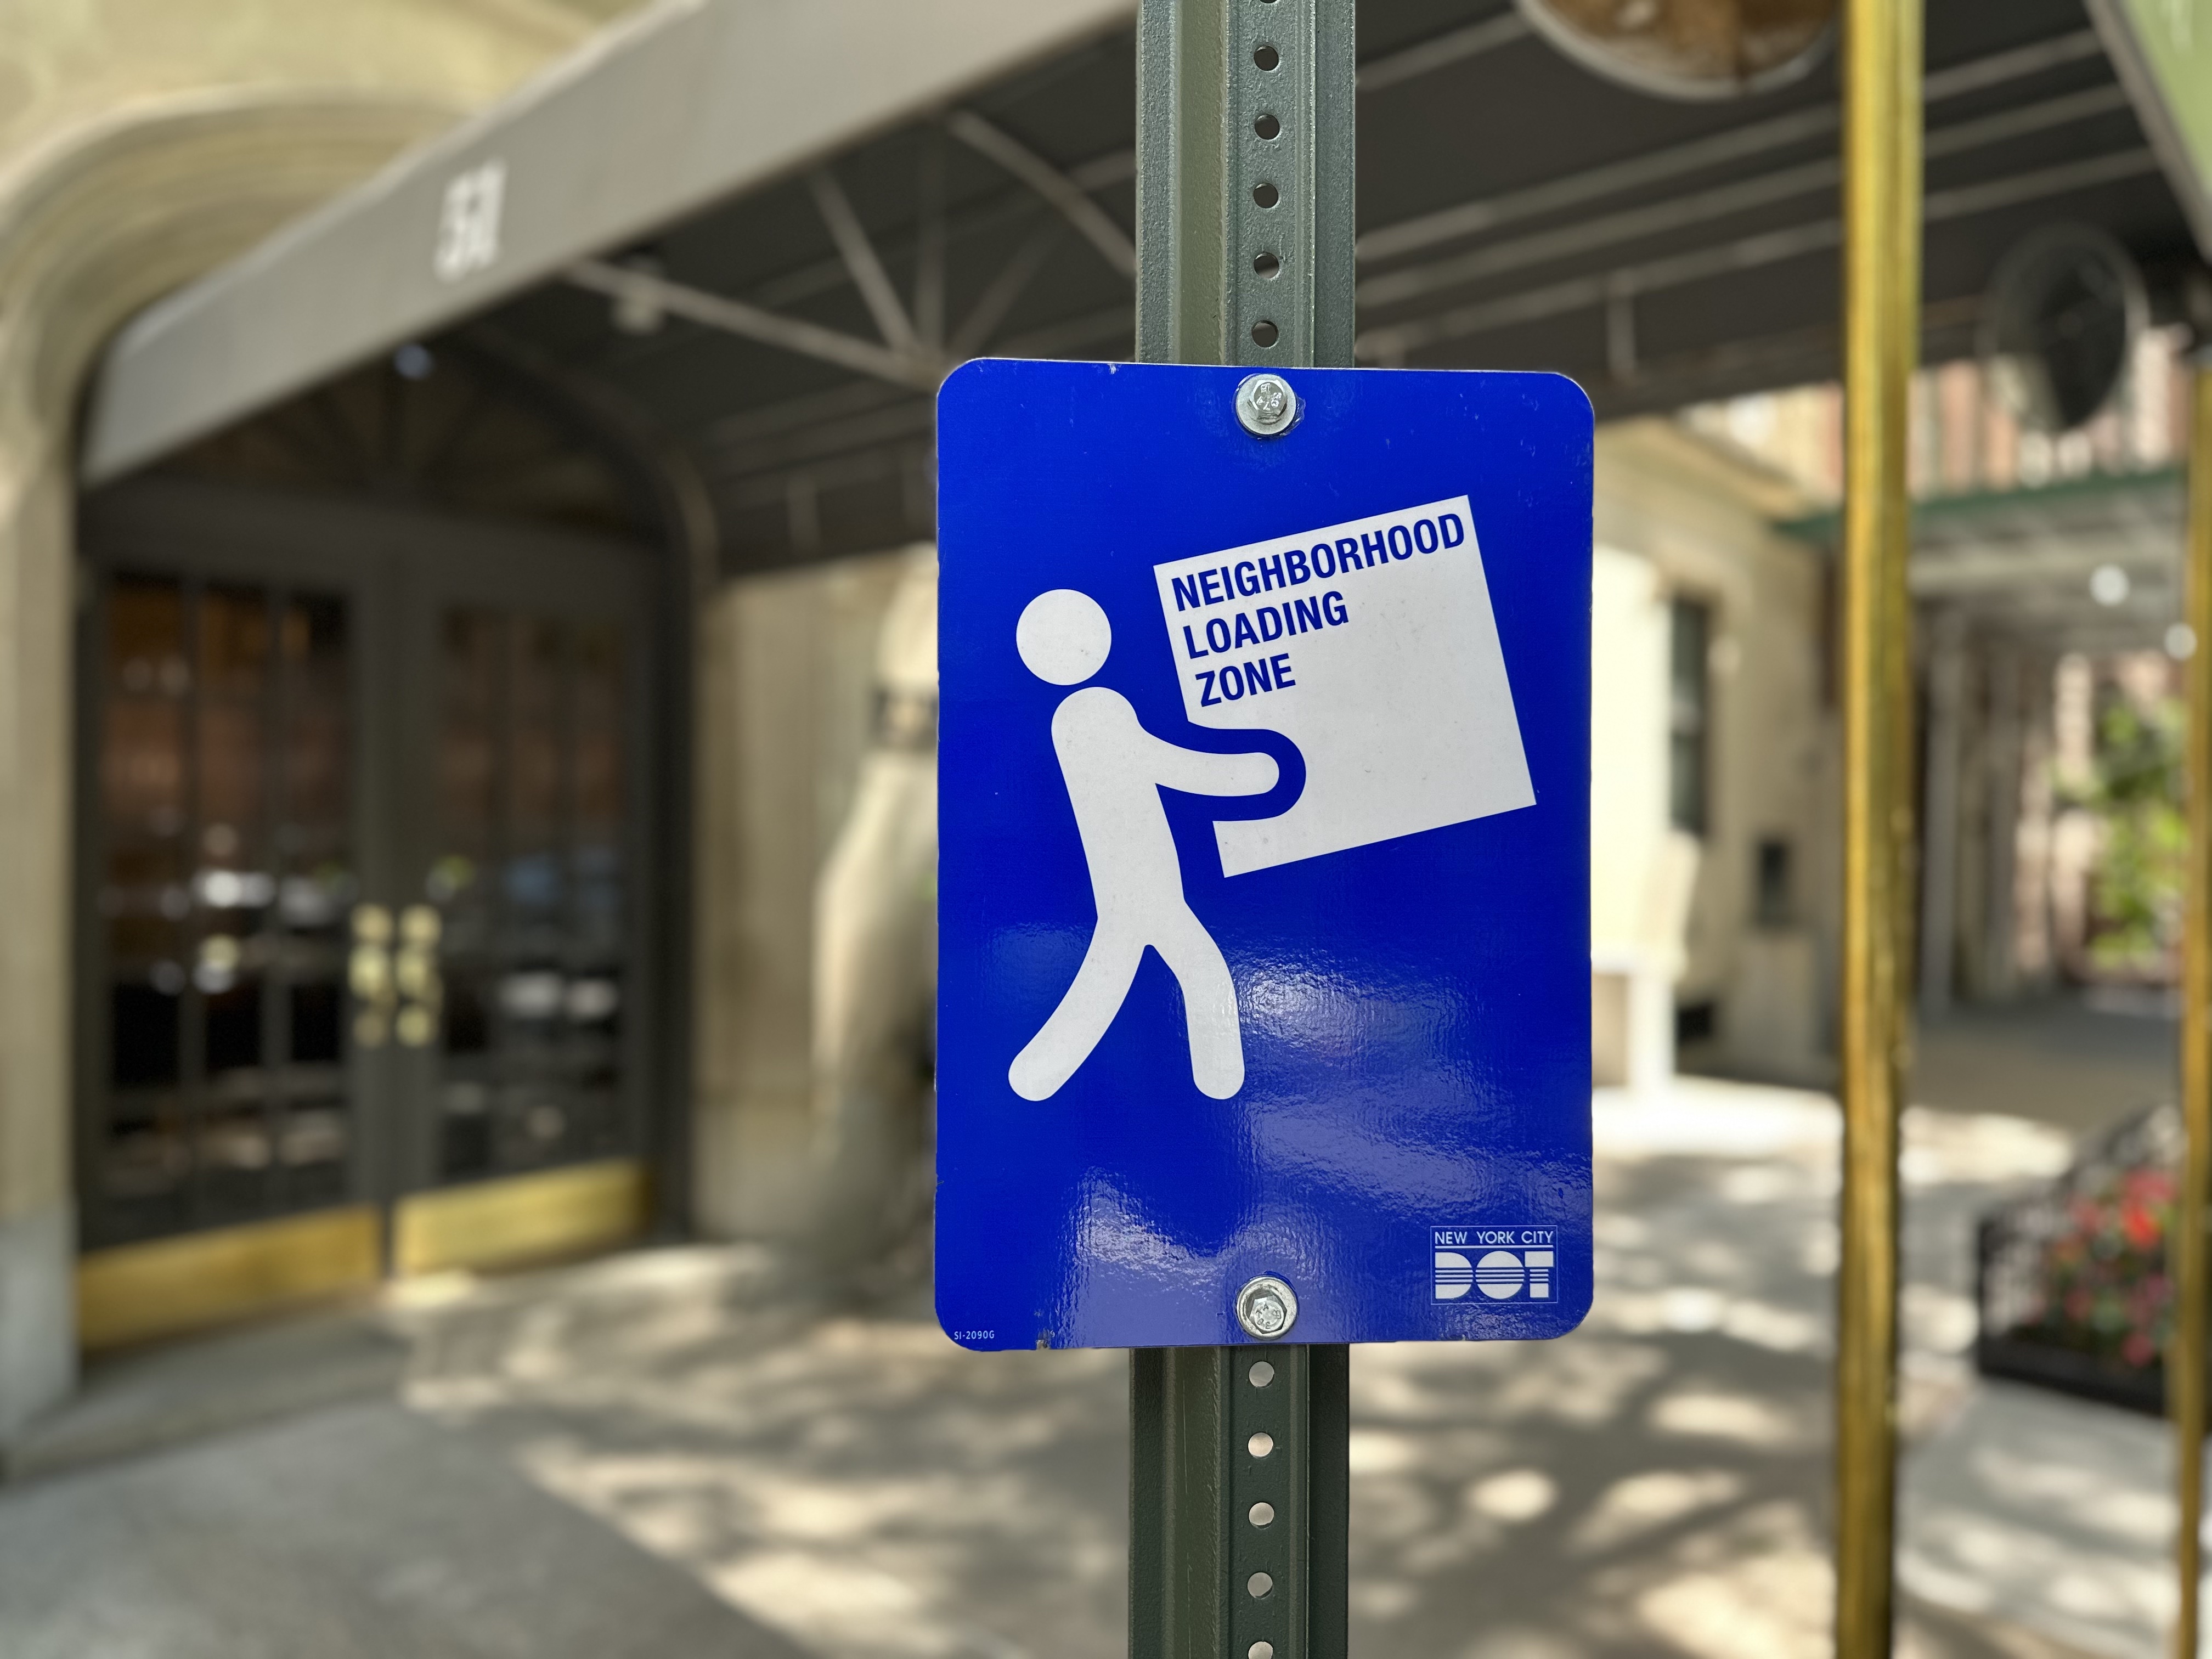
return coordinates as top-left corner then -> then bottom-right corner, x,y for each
1432,1226 -> 1556,1302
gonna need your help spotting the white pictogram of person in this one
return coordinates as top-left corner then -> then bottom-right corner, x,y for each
1009,588 -> 1281,1101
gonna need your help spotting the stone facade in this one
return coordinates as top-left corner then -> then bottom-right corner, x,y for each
0,0 -> 631,1444
1588,421 -> 1835,1090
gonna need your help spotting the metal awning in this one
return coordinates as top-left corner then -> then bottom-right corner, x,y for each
83,0 -> 2205,579
1783,469 -> 2187,650
81,0 -> 1131,481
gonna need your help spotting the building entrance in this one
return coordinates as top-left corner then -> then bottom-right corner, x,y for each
76,478 -> 660,1345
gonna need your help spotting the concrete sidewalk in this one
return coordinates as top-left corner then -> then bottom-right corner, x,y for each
0,1077 -> 2126,1658
0,1398 -> 809,1659
1902,1380 -> 2193,1659
1911,994 -> 2177,1137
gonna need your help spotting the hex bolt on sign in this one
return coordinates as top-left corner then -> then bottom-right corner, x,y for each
1235,373 -> 1299,437
1237,1275 -> 1299,1339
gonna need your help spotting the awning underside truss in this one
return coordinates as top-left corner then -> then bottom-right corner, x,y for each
87,0 -> 2202,577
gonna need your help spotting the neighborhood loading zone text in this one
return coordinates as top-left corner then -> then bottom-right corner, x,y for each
1165,510 -> 1469,613
1150,491 -> 1531,877
1164,510 -> 1467,708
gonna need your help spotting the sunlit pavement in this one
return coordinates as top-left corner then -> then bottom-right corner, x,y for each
1900,1378 -> 2196,1659
0,1074 -> 2164,1659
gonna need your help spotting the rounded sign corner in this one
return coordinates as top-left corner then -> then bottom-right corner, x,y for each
935,356 -> 995,408
936,1310 -> 1009,1352
1534,370 -> 1597,427
1534,1287 -> 1596,1341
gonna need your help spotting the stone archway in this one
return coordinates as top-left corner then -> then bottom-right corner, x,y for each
0,41 -> 593,1438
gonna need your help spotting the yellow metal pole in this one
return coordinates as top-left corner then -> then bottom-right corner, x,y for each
2174,362 -> 2212,1659
1836,0 -> 1921,1652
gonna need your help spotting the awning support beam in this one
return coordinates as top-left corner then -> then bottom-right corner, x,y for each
1355,26 -> 2103,267
574,196 -> 1091,391
948,221 -> 1065,357
566,260 -> 943,392
914,128 -> 949,353
947,109 -> 1138,277
1358,81 -> 2128,314
810,167 -> 922,356
1358,146 -> 2153,363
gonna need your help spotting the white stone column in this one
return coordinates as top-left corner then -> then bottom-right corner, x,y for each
1978,643 -> 2023,1000
1918,608 -> 1967,1018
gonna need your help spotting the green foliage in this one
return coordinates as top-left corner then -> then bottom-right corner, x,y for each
2079,690 -> 2185,972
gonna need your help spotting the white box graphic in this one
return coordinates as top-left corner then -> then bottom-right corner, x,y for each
1154,495 -> 1534,877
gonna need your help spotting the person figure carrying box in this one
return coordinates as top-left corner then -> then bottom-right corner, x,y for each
1008,588 -> 1281,1102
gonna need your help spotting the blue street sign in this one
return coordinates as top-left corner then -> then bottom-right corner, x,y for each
935,360 -> 1592,1351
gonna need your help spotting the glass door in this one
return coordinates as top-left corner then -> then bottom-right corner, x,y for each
409,599 -> 642,1190
78,481 -> 659,1331
88,571 -> 362,1248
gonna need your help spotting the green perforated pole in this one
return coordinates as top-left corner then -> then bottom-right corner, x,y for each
1128,3 -> 1353,1656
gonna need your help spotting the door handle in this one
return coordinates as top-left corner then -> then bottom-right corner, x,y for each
394,904 -> 443,1048
349,904 -> 396,1048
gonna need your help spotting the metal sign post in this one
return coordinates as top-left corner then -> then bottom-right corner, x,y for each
936,5 -> 1590,1655
1131,6 -> 1353,1656
935,350 -> 1592,1649
1133,0 -> 1355,370
1834,0 -> 1923,1653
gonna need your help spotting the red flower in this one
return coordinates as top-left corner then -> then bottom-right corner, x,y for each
2123,1202 -> 2163,1251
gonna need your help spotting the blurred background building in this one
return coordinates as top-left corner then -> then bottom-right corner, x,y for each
0,0 -> 2204,1489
